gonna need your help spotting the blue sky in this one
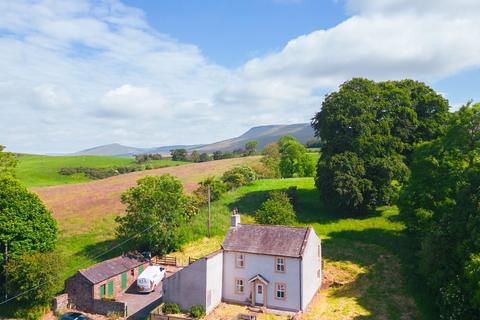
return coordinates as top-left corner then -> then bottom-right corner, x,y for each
123,0 -> 347,67
1,0 -> 479,153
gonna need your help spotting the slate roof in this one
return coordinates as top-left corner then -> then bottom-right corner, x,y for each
221,224 -> 311,258
79,253 -> 146,284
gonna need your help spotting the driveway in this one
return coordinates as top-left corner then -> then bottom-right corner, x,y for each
117,283 -> 163,320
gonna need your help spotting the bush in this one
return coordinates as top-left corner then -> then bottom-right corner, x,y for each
194,177 -> 227,204
162,303 -> 180,314
221,166 -> 257,190
255,190 -> 296,225
189,305 -> 205,318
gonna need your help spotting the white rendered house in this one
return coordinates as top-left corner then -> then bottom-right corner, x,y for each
162,213 -> 322,313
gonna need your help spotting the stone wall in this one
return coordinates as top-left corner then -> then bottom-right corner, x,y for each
92,299 -> 127,317
65,273 -> 94,311
52,293 -> 69,313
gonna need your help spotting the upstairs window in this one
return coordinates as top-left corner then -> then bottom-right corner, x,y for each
275,257 -> 285,273
236,253 -> 245,268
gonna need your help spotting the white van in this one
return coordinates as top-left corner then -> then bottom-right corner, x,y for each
137,266 -> 166,293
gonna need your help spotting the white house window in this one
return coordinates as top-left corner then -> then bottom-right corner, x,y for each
235,279 -> 244,294
236,254 -> 245,268
317,269 -> 321,279
318,245 -> 321,258
275,283 -> 286,300
275,257 -> 285,272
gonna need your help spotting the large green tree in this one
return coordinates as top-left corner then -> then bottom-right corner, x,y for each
399,103 -> 480,319
312,78 -> 449,213
0,177 -> 57,258
116,174 -> 194,255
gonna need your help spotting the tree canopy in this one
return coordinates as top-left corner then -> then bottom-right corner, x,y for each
278,137 -> 315,178
312,78 -> 450,213
0,145 -> 17,177
245,140 -> 258,156
255,190 -> 296,225
0,176 -> 58,258
399,102 -> 480,319
116,174 -> 195,255
170,149 -> 188,161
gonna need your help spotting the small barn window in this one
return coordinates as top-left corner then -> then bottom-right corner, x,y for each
275,257 -> 285,273
275,283 -> 286,300
236,254 -> 245,268
235,279 -> 245,294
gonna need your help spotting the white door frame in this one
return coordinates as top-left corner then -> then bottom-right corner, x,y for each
255,283 -> 264,305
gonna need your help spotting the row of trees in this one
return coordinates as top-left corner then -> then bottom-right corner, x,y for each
0,146 -> 62,318
312,78 -> 480,318
170,140 -> 259,163
312,78 -> 450,213
399,103 -> 480,319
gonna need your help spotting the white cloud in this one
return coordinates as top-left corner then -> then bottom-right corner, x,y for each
1,0 -> 480,153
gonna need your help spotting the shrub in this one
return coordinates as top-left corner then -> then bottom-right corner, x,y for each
162,303 -> 180,314
189,305 -> 205,319
221,166 -> 257,189
194,177 -> 227,204
255,190 -> 296,225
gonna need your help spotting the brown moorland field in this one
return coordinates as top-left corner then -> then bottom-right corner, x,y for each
32,156 -> 260,234
30,156 -> 260,279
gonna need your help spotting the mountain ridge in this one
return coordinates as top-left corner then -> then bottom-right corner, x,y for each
72,123 -> 315,156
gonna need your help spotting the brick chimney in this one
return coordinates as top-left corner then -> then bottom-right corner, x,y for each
231,208 -> 240,228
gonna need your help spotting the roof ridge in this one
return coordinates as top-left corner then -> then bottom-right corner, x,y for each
239,223 -> 309,230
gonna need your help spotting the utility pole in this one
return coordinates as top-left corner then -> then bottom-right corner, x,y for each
208,185 -> 211,238
4,241 -> 7,300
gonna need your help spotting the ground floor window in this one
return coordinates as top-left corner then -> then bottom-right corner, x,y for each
275,283 -> 286,300
235,278 -> 245,294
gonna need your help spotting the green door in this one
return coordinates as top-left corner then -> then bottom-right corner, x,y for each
99,284 -> 105,298
121,272 -> 127,290
107,280 -> 114,296
138,265 -> 143,274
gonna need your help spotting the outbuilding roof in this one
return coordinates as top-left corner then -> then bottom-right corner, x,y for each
79,253 -> 146,284
221,224 -> 311,258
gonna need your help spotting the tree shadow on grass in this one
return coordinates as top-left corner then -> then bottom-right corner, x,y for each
73,237 -> 136,265
321,229 -> 437,320
229,187 -> 384,224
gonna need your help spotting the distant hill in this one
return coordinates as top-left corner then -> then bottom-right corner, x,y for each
194,123 -> 315,153
72,123 -> 315,156
72,143 -> 146,157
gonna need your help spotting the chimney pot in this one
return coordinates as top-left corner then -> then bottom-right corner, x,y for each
231,209 -> 240,228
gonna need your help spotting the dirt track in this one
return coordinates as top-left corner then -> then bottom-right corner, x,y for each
32,157 -> 259,231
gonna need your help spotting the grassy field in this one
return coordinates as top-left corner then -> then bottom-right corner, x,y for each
25,155 -> 436,319
171,178 -> 436,319
35,157 -> 261,280
15,155 -> 189,187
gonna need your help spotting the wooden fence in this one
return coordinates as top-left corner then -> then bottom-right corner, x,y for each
152,256 -> 178,266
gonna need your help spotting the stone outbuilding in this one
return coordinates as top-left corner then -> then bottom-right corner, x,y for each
65,252 -> 149,312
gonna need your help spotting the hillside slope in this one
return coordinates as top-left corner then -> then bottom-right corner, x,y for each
72,123 -> 315,156
194,123 -> 314,152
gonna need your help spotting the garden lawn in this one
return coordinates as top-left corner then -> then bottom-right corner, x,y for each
15,154 -> 189,187
173,178 -> 437,320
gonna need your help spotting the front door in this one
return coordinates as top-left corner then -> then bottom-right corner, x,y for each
255,283 -> 264,305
